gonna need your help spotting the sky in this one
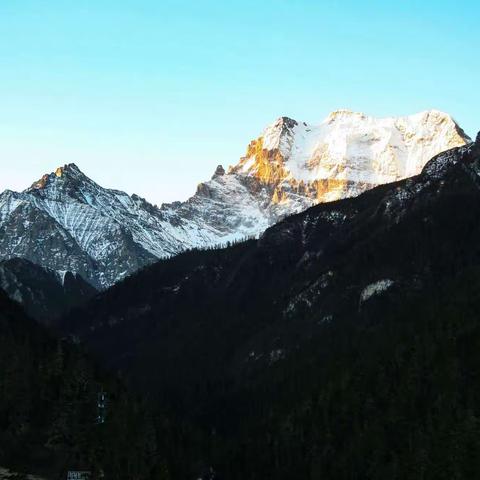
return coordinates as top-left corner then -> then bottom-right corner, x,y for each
0,0 -> 478,204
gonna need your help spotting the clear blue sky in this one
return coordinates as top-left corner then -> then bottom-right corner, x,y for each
0,0 -> 478,204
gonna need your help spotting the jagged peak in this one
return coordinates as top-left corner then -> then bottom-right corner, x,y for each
274,116 -> 298,129
212,165 -> 225,179
470,131 -> 480,157
262,116 -> 298,136
55,162 -> 82,175
29,163 -> 87,191
55,162 -> 84,176
260,117 -> 298,152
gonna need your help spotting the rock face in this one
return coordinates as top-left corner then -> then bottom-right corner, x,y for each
0,110 -> 469,288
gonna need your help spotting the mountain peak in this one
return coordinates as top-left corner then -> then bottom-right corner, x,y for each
470,131 -> 480,157
275,116 -> 298,128
260,117 -> 298,153
29,163 -> 86,190
212,164 -> 225,178
232,109 -> 469,203
55,162 -> 83,176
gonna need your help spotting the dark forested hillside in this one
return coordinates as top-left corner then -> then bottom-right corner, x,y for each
0,258 -> 96,325
0,289 -> 169,479
59,137 -> 480,479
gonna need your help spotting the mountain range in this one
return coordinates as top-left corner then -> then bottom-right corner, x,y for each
1,108 -> 479,479
58,133 -> 480,478
0,109 -> 468,289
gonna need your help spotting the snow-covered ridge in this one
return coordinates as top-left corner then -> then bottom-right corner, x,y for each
0,110 -> 469,288
234,109 -> 468,190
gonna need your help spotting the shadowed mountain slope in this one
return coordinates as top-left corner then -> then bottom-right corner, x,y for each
0,258 -> 96,325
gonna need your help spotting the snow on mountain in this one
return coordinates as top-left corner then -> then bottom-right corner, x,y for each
0,110 -> 469,288
231,109 -> 469,206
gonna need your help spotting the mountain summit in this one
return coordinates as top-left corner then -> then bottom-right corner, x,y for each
0,110 -> 469,288
230,109 -> 468,203
30,163 -> 82,189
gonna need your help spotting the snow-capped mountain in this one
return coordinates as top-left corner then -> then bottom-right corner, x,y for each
229,109 -> 469,206
0,109 -> 469,288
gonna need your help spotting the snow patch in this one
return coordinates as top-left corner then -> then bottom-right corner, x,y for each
360,279 -> 394,303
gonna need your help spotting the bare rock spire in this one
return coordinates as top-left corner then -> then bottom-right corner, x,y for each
212,165 -> 225,178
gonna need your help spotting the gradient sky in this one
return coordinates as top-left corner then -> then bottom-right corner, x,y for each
0,0 -> 478,204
